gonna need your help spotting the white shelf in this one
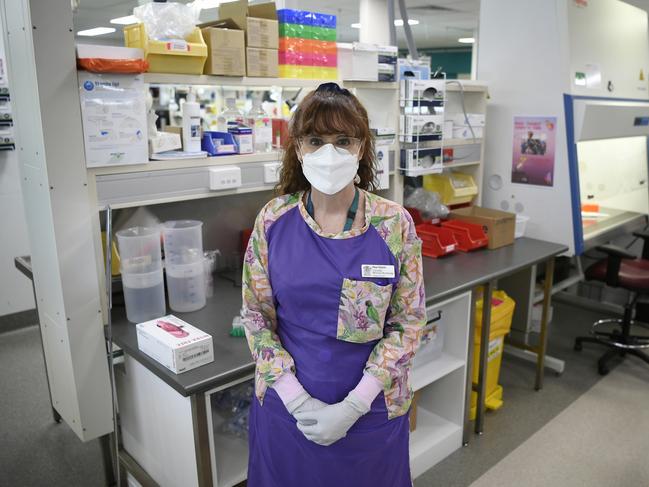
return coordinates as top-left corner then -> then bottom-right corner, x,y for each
445,81 -> 488,93
409,407 -> 463,479
443,160 -> 482,169
411,353 -> 465,392
400,138 -> 483,148
144,73 -> 331,88
143,73 -> 398,90
88,151 -> 281,177
400,166 -> 443,177
210,408 -> 249,487
444,138 -> 483,146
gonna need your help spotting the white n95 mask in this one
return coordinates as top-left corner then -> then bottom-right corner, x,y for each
301,144 -> 359,195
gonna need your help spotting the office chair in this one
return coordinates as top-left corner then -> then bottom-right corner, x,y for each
574,231 -> 649,375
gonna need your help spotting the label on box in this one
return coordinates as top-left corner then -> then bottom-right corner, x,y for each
178,343 -> 211,363
136,315 -> 214,374
166,40 -> 189,52
234,133 -> 253,154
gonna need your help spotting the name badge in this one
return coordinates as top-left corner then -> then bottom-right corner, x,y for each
361,264 -> 395,279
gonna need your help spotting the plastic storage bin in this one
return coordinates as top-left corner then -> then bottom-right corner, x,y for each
440,220 -> 488,252
422,172 -> 478,206
470,289 -> 515,420
415,223 -> 457,258
124,23 -> 207,74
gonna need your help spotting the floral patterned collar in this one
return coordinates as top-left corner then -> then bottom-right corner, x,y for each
297,188 -> 373,239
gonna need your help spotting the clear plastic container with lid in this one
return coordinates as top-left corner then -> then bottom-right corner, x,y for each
116,226 -> 166,323
162,220 -> 206,312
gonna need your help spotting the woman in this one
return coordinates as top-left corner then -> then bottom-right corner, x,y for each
241,82 -> 426,487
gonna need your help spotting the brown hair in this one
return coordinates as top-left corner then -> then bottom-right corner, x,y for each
276,84 -> 377,195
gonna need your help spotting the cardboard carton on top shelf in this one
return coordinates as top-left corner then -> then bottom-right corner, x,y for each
200,19 -> 245,76
219,0 -> 279,49
246,47 -> 279,77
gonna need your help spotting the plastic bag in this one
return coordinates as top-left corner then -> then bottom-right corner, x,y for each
213,380 -> 254,439
404,186 -> 449,220
133,2 -> 199,41
77,58 -> 149,74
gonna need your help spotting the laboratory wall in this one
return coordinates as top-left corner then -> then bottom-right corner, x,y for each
0,22 -> 33,321
0,148 -> 35,318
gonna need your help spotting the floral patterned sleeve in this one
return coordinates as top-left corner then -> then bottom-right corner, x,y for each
241,202 -> 296,404
364,209 -> 427,419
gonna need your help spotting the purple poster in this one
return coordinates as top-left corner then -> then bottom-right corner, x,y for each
511,116 -> 557,187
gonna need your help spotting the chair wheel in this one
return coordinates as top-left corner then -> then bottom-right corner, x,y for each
574,342 -> 583,352
598,365 -> 609,376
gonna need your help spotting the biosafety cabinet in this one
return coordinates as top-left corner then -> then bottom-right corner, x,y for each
478,0 -> 649,255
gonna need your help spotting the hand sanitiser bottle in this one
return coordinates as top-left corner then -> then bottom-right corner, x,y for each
182,90 -> 201,153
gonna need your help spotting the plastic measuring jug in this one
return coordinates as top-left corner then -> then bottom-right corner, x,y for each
162,220 -> 206,312
116,226 -> 166,323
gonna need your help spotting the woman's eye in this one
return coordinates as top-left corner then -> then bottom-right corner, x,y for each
336,137 -> 351,146
309,137 -> 323,146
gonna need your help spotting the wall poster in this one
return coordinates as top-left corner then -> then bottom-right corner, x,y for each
511,116 -> 557,187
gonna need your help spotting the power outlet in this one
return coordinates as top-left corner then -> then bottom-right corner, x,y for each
263,162 -> 281,184
209,166 -> 242,190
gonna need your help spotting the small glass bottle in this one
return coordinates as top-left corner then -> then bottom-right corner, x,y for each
246,99 -> 273,153
217,97 -> 244,132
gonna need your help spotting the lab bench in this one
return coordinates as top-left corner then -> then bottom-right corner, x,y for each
104,236 -> 566,487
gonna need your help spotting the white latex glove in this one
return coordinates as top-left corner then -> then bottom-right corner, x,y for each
293,391 -> 370,446
285,391 -> 329,416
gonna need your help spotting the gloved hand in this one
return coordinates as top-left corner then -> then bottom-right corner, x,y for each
271,373 -> 329,418
294,391 -> 370,446
285,391 -> 329,416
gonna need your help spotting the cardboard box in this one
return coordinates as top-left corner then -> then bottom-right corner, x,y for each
400,114 -> 444,142
337,42 -> 378,81
246,47 -> 278,77
449,206 -> 516,249
201,19 -> 245,76
228,126 -> 253,153
136,315 -> 214,374
219,0 -> 279,49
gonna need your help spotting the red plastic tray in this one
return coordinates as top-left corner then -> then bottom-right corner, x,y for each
416,223 -> 458,258
440,220 -> 488,252
406,207 -> 441,226
406,207 -> 424,225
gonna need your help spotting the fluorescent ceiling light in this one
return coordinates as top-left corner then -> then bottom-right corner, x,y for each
77,27 -> 116,36
110,15 -> 138,25
394,19 -> 419,26
352,19 -> 419,29
458,37 -> 475,44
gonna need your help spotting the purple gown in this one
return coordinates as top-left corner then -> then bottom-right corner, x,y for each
247,205 -> 412,487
